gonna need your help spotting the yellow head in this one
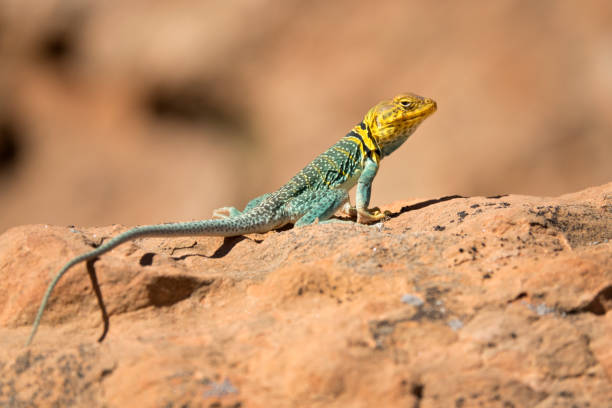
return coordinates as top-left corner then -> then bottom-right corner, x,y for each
363,93 -> 437,157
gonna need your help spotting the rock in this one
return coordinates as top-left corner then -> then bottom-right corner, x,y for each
0,182 -> 611,407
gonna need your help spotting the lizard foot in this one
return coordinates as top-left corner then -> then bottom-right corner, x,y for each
212,207 -> 242,219
356,207 -> 389,224
339,202 -> 358,218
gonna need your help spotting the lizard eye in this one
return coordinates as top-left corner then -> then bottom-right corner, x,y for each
400,100 -> 411,108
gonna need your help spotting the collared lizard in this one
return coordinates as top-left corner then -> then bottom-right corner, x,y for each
26,92 -> 437,345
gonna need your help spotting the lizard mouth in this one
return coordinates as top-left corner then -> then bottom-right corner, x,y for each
415,99 -> 437,118
402,101 -> 437,127
428,99 -> 437,113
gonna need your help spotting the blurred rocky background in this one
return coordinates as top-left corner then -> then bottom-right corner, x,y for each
1,0 -> 611,232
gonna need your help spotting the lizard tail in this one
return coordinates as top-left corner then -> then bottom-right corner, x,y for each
25,216 -> 276,346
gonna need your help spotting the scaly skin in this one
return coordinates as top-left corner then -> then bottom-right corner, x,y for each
26,93 -> 437,345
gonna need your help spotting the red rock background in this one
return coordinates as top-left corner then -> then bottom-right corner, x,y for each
1,1 -> 611,232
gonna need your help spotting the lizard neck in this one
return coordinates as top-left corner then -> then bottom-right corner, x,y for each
377,127 -> 418,157
347,121 -> 382,165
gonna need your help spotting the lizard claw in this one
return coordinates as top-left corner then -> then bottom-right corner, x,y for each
212,208 -> 229,219
356,207 -> 388,224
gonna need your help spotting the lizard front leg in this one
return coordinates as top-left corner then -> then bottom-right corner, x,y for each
355,157 -> 386,224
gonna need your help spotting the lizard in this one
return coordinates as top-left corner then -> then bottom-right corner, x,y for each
25,92 -> 437,345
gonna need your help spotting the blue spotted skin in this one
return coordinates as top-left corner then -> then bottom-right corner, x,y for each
26,93 -> 437,345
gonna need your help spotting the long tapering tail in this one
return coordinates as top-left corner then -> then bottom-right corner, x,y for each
26,215 -> 277,345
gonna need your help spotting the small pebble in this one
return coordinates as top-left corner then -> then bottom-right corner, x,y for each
401,294 -> 424,306
448,319 -> 463,331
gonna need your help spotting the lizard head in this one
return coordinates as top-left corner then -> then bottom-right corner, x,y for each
364,93 -> 437,157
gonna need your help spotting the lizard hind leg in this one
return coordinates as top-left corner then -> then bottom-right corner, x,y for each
212,207 -> 243,219
212,193 -> 274,219
294,189 -> 349,227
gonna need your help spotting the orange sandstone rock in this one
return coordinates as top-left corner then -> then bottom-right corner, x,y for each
0,183 -> 611,407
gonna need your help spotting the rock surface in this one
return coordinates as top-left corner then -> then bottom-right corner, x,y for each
1,183 -> 611,407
